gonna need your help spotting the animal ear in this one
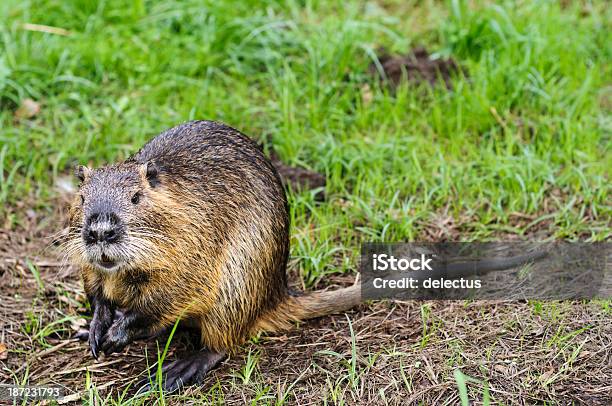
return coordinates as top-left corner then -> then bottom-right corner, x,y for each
142,161 -> 160,187
75,165 -> 91,183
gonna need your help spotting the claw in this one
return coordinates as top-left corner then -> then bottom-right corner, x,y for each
87,300 -> 114,360
90,334 -> 99,360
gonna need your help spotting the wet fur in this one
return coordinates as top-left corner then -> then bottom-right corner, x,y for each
67,120 -> 360,354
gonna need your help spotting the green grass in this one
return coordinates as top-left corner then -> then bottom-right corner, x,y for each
1,0 -> 610,245
0,0 -> 610,403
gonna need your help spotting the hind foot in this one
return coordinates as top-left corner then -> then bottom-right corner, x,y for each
139,349 -> 226,393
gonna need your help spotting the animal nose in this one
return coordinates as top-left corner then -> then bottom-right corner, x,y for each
85,227 -> 120,244
83,213 -> 123,244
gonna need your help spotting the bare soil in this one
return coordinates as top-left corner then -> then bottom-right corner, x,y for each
0,205 -> 610,405
270,150 -> 326,193
369,47 -> 463,89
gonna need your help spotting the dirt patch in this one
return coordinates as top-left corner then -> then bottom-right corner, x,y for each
270,151 -> 326,193
369,47 -> 462,89
1,205 -> 610,404
254,141 -> 326,194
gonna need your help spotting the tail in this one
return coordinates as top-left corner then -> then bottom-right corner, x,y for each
252,248 -> 547,334
444,249 -> 548,277
253,283 -> 362,333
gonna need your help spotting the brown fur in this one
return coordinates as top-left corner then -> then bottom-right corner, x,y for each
67,120 -> 360,354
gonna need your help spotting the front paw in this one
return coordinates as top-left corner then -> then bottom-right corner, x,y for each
76,310 -> 123,342
89,307 -> 114,359
99,318 -> 131,356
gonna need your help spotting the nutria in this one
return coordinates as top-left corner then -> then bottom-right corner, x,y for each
65,120 -> 547,391
65,120 -> 361,391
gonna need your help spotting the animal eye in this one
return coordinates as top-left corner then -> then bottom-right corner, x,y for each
80,195 -> 85,204
131,192 -> 141,204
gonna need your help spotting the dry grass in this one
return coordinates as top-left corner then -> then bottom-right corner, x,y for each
1,205 -> 610,405
1,0 -> 610,403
